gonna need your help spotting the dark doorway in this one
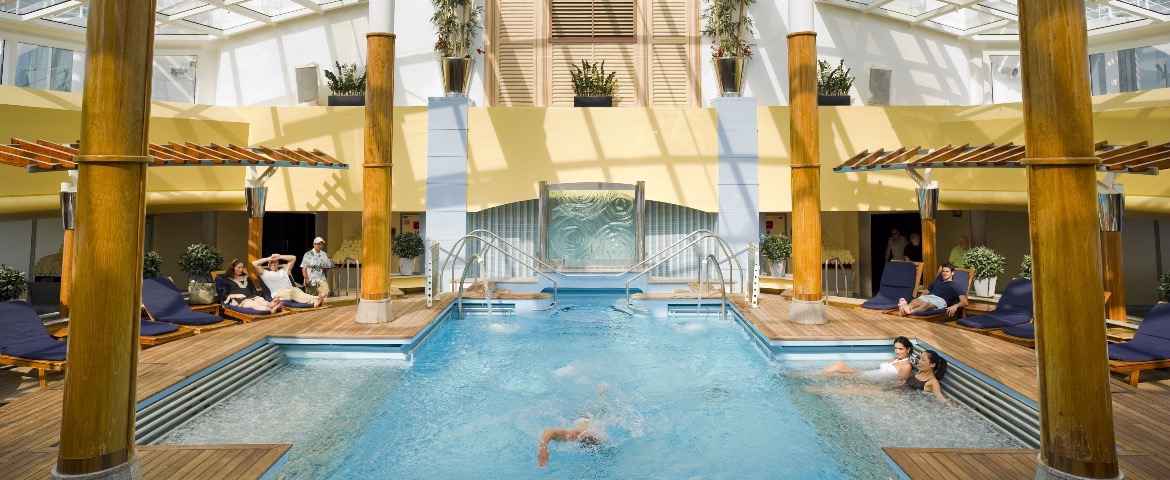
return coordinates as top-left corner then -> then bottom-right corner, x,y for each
870,213 -> 922,289
262,212 -> 317,285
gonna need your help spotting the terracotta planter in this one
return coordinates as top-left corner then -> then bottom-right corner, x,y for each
713,57 -> 745,97
442,56 -> 474,96
573,96 -> 613,107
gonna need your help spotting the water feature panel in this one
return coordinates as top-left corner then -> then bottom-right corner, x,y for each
546,189 -> 636,269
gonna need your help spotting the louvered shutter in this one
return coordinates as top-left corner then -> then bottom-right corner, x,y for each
490,0 -> 539,105
648,0 -> 694,106
550,0 -> 636,39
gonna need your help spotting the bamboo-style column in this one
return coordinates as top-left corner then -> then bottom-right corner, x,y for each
357,0 -> 395,324
1020,1 -> 1119,478
787,0 -> 825,324
1100,182 -> 1127,321
245,168 -> 271,279
921,217 -> 937,276
54,0 -> 155,477
916,180 -> 939,278
58,172 -> 77,317
247,217 -> 263,277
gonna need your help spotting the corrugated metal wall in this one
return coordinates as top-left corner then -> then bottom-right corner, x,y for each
466,199 -> 540,279
645,201 -> 718,278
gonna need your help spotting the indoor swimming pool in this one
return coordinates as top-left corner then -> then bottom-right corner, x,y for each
161,292 -> 1021,479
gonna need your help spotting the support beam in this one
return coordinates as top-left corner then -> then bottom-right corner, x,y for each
1020,1 -> 1120,479
1102,231 -> 1126,320
54,0 -> 155,477
58,172 -> 77,317
786,0 -> 825,324
356,0 -> 395,324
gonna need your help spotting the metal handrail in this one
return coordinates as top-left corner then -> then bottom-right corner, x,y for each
614,229 -> 716,276
440,231 -> 555,296
621,229 -> 745,294
456,254 -> 481,318
698,253 -> 728,319
623,232 -> 742,306
450,238 -> 559,313
466,229 -> 556,271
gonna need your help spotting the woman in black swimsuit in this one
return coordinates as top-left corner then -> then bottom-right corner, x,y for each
905,350 -> 948,402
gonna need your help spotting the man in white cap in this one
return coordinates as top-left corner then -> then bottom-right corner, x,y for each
302,236 -> 334,301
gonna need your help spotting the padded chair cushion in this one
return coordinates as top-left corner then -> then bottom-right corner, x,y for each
143,278 -> 222,325
161,311 -> 222,326
1001,323 -> 1035,339
861,293 -> 901,310
994,279 -> 1034,314
140,319 -> 180,337
225,304 -> 272,316
882,262 -> 919,289
958,311 -> 1032,329
1109,335 -> 1170,362
1134,303 -> 1170,342
0,301 -> 66,360
282,301 -> 314,309
912,307 -> 946,318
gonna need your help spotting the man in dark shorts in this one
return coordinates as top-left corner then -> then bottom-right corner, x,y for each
897,263 -> 966,317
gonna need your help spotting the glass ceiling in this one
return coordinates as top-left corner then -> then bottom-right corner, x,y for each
820,0 -> 1170,39
0,0 -> 361,37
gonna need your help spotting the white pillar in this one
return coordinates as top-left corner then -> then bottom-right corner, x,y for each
788,0 -> 815,32
369,0 -> 394,34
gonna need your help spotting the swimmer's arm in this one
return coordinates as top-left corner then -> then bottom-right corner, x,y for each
927,379 -> 947,402
537,428 -> 580,468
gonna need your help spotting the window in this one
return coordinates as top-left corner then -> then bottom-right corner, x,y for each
15,43 -> 74,92
988,55 -> 1022,104
152,55 -> 198,103
1089,53 -> 1109,96
550,0 -> 635,42
1136,45 -> 1170,91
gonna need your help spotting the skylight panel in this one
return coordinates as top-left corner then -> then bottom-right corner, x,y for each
976,0 -> 1016,17
184,8 -> 256,30
157,0 -> 209,16
0,0 -> 72,15
930,7 -> 1001,30
1084,3 -> 1142,29
237,0 -> 306,17
43,3 -> 86,27
880,0 -> 947,17
1117,0 -> 1170,15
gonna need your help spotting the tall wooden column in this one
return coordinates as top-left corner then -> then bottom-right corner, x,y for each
921,217 -> 937,275
786,0 -> 825,324
59,173 -> 77,317
247,217 -> 262,277
356,0 -> 395,324
54,0 -> 155,477
1020,1 -> 1119,478
1102,231 -> 1126,320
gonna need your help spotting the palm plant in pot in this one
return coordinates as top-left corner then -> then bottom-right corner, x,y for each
760,234 -> 791,277
817,59 -> 854,106
324,62 -> 366,106
0,265 -> 28,303
963,246 -> 1005,297
432,0 -> 483,96
179,243 -> 223,305
143,251 -> 163,279
1018,254 -> 1032,280
702,0 -> 755,97
393,232 -> 425,275
570,60 -> 618,107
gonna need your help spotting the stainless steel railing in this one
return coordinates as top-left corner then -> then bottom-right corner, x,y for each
697,253 -> 728,319
624,232 -> 741,307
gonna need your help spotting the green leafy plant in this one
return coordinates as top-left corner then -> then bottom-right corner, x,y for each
143,251 -> 163,279
324,62 -> 366,96
760,234 -> 791,263
1019,254 -> 1032,280
179,243 -> 224,283
818,59 -> 854,96
702,0 -> 756,58
569,60 -> 618,97
431,0 -> 483,58
963,246 -> 1005,280
393,232 -> 425,259
1158,273 -> 1170,302
0,264 -> 27,302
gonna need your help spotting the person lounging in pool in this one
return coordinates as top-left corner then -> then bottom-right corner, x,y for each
822,336 -> 915,386
536,417 -> 606,467
904,349 -> 948,402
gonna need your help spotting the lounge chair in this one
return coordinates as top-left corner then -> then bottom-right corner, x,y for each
143,278 -> 236,333
0,301 -> 66,387
956,278 -> 1033,332
52,316 -> 193,348
990,291 -> 1113,348
1109,303 -> 1170,386
861,261 -> 923,311
908,267 -> 974,322
214,276 -> 292,323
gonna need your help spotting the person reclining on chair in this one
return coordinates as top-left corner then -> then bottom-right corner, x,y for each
255,254 -> 324,307
221,259 -> 283,313
897,263 -> 966,317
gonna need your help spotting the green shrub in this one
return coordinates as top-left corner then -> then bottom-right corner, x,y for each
701,0 -> 756,58
759,234 -> 791,263
817,59 -> 855,96
393,232 -> 425,259
962,246 -> 1005,280
1019,254 -> 1032,280
569,60 -> 618,97
431,0 -> 483,57
178,243 -> 223,283
0,265 -> 27,302
143,251 -> 163,278
324,62 -> 366,96
1158,273 -> 1170,302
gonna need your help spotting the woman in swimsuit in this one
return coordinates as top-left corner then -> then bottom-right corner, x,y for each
822,336 -> 915,386
904,349 -> 948,402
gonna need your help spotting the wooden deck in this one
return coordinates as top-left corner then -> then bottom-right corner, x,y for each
739,295 -> 1170,480
0,295 -> 450,479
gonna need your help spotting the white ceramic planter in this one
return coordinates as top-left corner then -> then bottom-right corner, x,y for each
399,258 -> 415,275
771,260 -> 787,277
188,282 -> 216,305
973,277 -> 998,297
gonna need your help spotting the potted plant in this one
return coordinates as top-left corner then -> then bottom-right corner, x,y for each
817,59 -> 854,106
0,265 -> 27,302
1019,254 -> 1032,280
702,0 -> 755,97
393,232 -> 425,275
432,0 -> 483,96
570,60 -> 618,107
143,251 -> 163,279
1157,273 -> 1169,303
963,246 -> 1005,297
760,234 -> 791,277
324,62 -> 366,106
179,243 -> 223,305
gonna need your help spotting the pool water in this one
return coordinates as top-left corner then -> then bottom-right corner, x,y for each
162,293 -> 1020,479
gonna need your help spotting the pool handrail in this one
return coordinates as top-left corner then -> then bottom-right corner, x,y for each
624,232 -> 742,307
614,229 -> 717,276
439,231 -> 552,296
451,237 -> 559,312
699,253 -> 728,319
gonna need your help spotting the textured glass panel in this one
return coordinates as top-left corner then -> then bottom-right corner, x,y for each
15,43 -> 51,89
49,47 -> 72,91
930,8 -> 1000,30
1089,53 -> 1108,96
547,189 -> 635,269
881,0 -> 946,17
1119,49 -> 1138,92
1118,0 -> 1170,15
1136,45 -> 1170,90
238,0 -> 305,17
157,0 -> 207,15
184,8 -> 255,30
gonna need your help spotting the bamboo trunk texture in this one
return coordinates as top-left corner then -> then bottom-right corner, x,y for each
248,217 -> 263,279
55,0 -> 156,475
361,33 -> 396,304
787,32 -> 823,303
1102,231 -> 1127,321
921,217 -> 937,280
1020,1 -> 1120,478
59,228 -> 74,317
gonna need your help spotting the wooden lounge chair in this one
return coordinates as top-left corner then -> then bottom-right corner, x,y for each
954,278 -> 1033,333
1108,303 -> 1170,386
214,276 -> 293,323
861,261 -> 923,311
143,278 -> 236,333
989,291 -> 1113,349
0,301 -> 66,388
52,316 -> 194,348
906,267 -> 974,323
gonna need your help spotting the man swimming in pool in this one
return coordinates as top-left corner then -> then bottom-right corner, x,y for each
536,417 -> 606,467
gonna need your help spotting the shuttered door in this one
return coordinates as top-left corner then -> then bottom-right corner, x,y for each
549,0 -> 639,106
491,0 -> 539,105
648,0 -> 695,106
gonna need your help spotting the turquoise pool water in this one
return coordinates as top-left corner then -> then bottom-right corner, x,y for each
163,293 -> 1019,479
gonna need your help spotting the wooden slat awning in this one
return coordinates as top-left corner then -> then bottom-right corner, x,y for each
0,138 -> 348,173
834,141 -> 1170,175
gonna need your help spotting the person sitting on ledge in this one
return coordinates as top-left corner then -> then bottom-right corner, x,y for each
221,259 -> 283,313
822,336 -> 915,386
897,263 -> 966,317
254,253 -> 323,307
